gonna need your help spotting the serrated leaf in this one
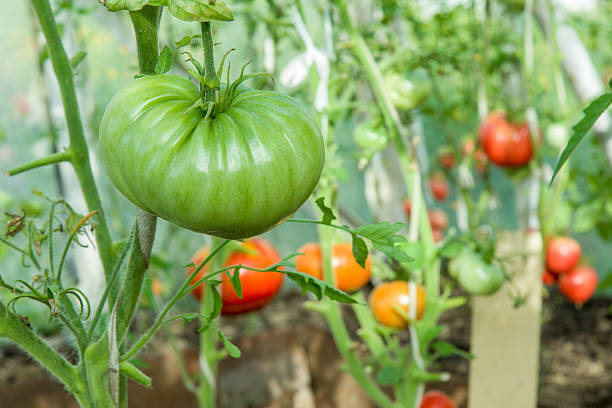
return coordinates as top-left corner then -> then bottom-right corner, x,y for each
351,234 -> 368,268
70,51 -> 87,69
283,270 -> 357,304
228,266 -> 242,298
207,284 -> 223,320
375,365 -> 405,385
155,46 -> 173,75
218,330 -> 241,358
167,0 -> 234,22
551,91 -> 612,184
432,341 -> 474,359
354,222 -> 411,263
315,197 -> 336,225
396,241 -> 424,270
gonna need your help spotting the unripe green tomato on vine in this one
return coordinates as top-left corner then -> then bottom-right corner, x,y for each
450,250 -> 504,295
354,122 -> 388,154
383,70 -> 431,112
99,75 -> 325,239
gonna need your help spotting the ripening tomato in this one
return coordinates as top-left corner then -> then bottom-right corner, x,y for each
420,390 -> 458,408
432,228 -> 444,243
428,209 -> 449,230
100,75 -> 325,239
542,269 -> 558,285
478,112 -> 533,167
295,242 -> 371,292
188,238 -> 284,314
546,237 -> 581,275
437,147 -> 455,170
430,174 -> 449,202
559,266 -> 598,304
369,281 -> 426,329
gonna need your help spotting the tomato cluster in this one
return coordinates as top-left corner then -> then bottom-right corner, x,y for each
188,238 -> 284,314
295,242 -> 371,292
369,281 -> 426,329
478,112 -> 533,167
544,237 -> 598,304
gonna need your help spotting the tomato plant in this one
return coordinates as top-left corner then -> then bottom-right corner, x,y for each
545,237 -> 581,275
295,242 -> 371,292
99,75 -> 325,240
559,266 -> 598,304
478,112 -> 533,167
449,250 -> 504,296
369,281 -> 426,329
189,239 -> 284,314
420,390 -> 458,408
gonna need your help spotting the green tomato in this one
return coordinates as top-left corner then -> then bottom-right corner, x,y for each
384,70 -> 431,111
100,75 -> 325,239
452,250 -> 504,295
354,123 -> 388,152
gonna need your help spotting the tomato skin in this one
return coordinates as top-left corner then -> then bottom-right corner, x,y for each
545,237 -> 581,275
450,250 -> 504,295
295,242 -> 371,292
188,238 -> 284,314
99,75 -> 325,239
559,266 -> 598,304
420,390 -> 458,408
354,123 -> 388,152
428,209 -> 449,230
188,246 -> 211,301
369,281 -> 426,329
479,112 -> 533,167
430,175 -> 449,202
542,269 -> 558,285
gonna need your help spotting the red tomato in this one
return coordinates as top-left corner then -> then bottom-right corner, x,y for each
403,198 -> 412,218
369,281 -> 426,329
420,390 -> 458,408
428,209 -> 449,230
559,266 -> 598,304
546,237 -> 581,275
437,147 -> 455,170
432,228 -> 443,243
188,238 -> 284,314
462,138 -> 488,172
188,246 -> 211,301
295,242 -> 371,292
479,112 -> 533,167
542,269 -> 558,285
430,175 -> 449,202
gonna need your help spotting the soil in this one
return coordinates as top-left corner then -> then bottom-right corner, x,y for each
0,286 -> 610,408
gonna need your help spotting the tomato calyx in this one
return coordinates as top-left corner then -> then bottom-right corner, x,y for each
183,49 -> 274,121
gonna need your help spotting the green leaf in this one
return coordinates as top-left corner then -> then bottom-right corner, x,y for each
175,34 -> 200,48
598,270 -> 612,291
70,51 -> 87,69
228,266 -> 242,298
351,234 -> 369,268
432,341 -> 473,359
572,201 -> 601,233
354,222 -> 412,263
103,0 -> 149,12
551,90 -> 612,184
283,270 -> 357,304
155,46 -> 173,75
218,330 -> 241,358
375,365 -> 405,385
438,241 -> 464,258
167,0 -> 234,22
396,241 -> 424,270
206,284 -> 223,321
315,197 -> 336,225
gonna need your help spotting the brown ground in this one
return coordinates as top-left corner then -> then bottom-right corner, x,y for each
0,286 -> 610,407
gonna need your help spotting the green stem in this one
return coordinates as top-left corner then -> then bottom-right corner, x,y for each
0,301 -> 91,407
29,0 -> 115,280
5,150 -> 72,176
197,260 -> 220,407
201,21 -> 220,102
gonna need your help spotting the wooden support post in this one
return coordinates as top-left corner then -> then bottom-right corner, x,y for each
468,230 -> 543,408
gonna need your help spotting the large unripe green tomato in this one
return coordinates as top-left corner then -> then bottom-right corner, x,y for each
100,75 -> 325,239
450,250 -> 504,296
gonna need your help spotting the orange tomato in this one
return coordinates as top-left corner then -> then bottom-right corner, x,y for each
369,281 -> 426,329
295,242 -> 371,292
